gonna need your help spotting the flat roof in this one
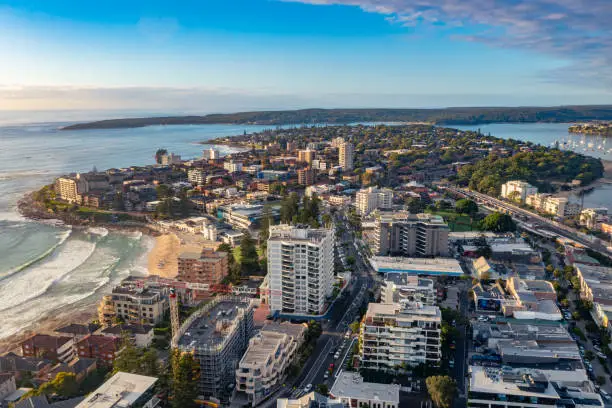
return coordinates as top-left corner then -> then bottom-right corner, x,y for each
75,372 -> 157,408
330,372 -> 399,403
370,256 -> 463,276
178,298 -> 252,349
469,366 -> 559,399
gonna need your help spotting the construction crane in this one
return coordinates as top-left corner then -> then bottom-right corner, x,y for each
169,288 -> 180,341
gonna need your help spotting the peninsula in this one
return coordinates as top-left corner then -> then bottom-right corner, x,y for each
569,122 -> 612,136
61,105 -> 612,130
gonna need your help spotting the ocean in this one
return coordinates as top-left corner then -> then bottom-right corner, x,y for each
0,117 -> 273,342
0,115 -> 611,342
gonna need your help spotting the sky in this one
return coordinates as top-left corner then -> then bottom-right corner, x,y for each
0,0 -> 611,112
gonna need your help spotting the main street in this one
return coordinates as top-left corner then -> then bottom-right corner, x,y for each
257,211 -> 375,406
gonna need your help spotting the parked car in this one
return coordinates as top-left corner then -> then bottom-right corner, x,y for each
304,384 -> 312,393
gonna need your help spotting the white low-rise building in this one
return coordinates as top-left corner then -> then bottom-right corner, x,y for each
329,372 -> 400,408
501,180 -> 538,203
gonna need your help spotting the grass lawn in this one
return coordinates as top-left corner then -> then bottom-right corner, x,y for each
425,209 -> 480,232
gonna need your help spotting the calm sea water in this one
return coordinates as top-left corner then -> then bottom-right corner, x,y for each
0,116 -> 610,339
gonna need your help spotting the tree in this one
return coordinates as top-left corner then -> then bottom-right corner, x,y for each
260,204 -> 274,243
155,148 -> 168,164
156,184 -> 172,200
426,375 -> 456,408
171,350 -> 198,408
315,383 -> 329,396
455,199 -> 478,216
405,197 -> 424,214
239,231 -> 260,275
321,213 -> 333,228
479,212 -> 516,232
218,243 -> 241,284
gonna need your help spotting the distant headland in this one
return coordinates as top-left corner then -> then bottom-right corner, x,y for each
60,105 -> 612,130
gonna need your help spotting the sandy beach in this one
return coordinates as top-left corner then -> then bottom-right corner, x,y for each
147,233 -> 181,278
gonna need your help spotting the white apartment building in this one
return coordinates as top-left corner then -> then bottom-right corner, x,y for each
202,223 -> 218,241
224,160 -> 244,173
203,147 -> 220,160
267,225 -> 335,315
360,301 -> 441,370
160,153 -> 181,165
526,194 -> 581,218
188,169 -> 206,186
55,177 -> 81,204
339,141 -> 354,171
356,187 -> 393,215
580,208 -> 608,230
235,323 -> 306,406
501,180 -> 538,203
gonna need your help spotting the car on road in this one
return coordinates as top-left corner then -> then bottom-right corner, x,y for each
334,352 -> 340,359
601,390 -> 611,402
324,372 -> 329,379
304,384 -> 312,393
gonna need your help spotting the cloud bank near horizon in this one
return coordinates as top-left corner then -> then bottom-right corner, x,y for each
1,85 -> 610,114
284,0 -> 612,87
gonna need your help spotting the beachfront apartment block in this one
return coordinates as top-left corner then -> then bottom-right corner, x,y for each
98,278 -> 168,327
188,168 -> 206,186
75,372 -> 159,408
177,248 -> 228,298
373,212 -> 449,257
267,225 -> 335,316
175,296 -> 255,404
501,180 -> 538,203
356,187 -> 393,215
54,177 -> 81,204
235,322 -> 306,406
20,334 -> 75,363
339,141 -> 354,171
360,301 -> 442,370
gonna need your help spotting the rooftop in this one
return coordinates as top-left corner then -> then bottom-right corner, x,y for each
370,256 -> 463,276
330,372 -> 400,403
366,301 -> 441,321
75,372 -> 157,408
268,224 -> 332,244
177,297 -> 253,350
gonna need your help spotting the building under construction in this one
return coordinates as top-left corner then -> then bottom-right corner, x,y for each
173,296 -> 255,403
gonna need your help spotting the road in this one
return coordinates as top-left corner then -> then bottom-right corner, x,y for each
257,212 -> 375,406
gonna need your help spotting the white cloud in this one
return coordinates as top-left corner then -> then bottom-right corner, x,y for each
283,0 -> 612,87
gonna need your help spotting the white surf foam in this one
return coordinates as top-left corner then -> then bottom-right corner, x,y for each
0,238 -> 96,312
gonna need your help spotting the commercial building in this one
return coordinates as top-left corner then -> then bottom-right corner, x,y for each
297,168 -> 315,186
297,149 -> 315,165
381,274 -> 435,305
175,296 -> 255,403
500,180 -> 538,203
277,393 -> 343,408
468,365 -> 603,408
329,372 -> 400,408
20,335 -> 74,363
235,322 -> 306,406
356,187 -> 393,215
338,141 -> 354,171
267,225 -> 335,315
177,248 -> 229,298
98,278 -> 168,327
526,194 -> 581,218
75,372 -> 159,408
373,212 -> 449,257
54,177 -> 81,204
370,256 -> 463,277
360,301 -> 442,369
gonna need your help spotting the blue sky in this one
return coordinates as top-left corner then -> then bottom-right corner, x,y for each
0,0 -> 611,111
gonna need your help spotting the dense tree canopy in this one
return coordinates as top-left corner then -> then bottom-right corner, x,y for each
480,212 -> 516,232
426,375 -> 457,408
